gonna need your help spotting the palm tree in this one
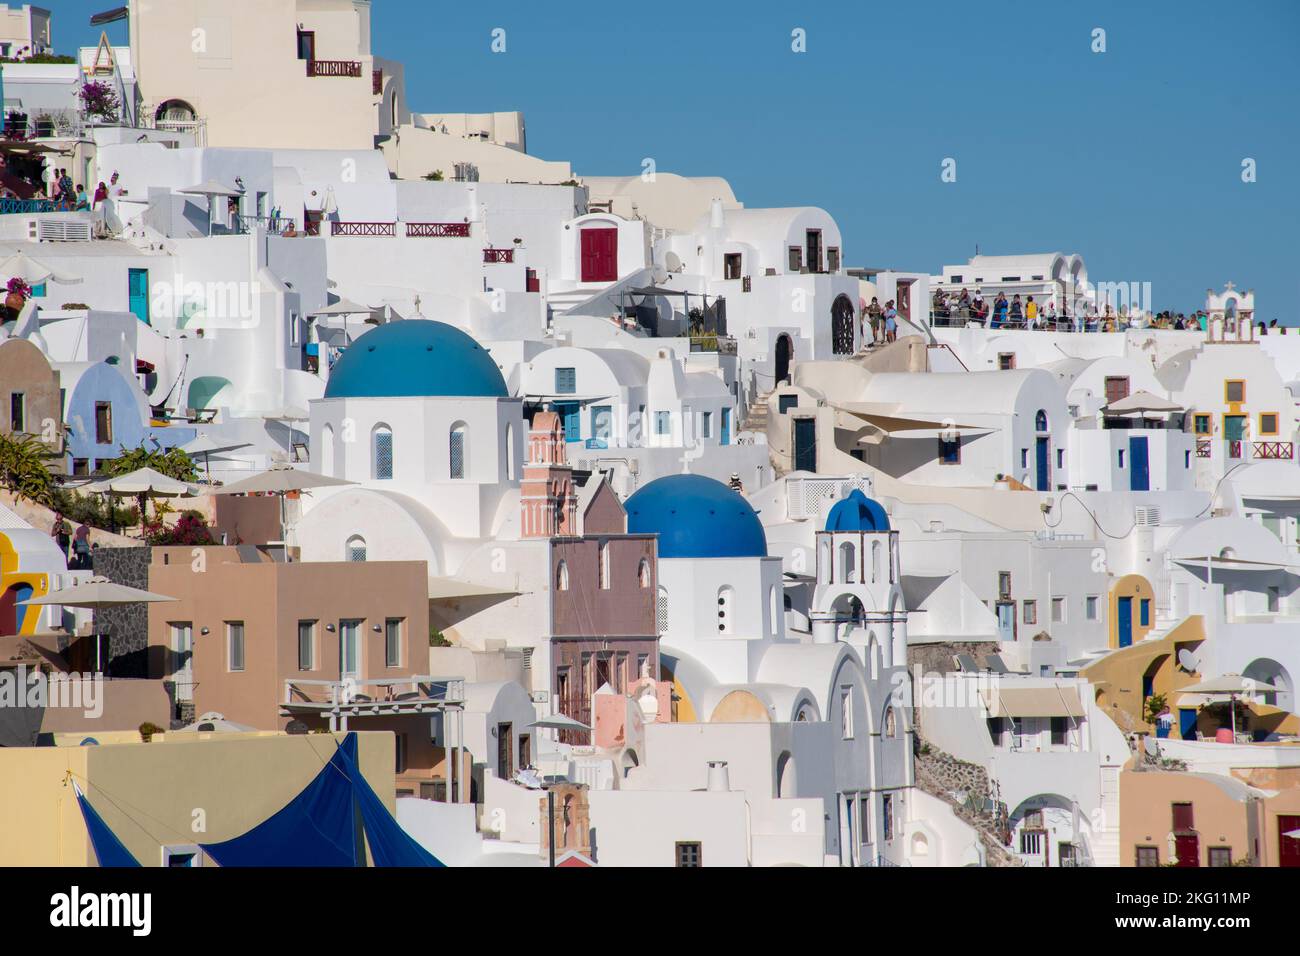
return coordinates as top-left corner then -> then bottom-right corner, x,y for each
0,432 -> 57,506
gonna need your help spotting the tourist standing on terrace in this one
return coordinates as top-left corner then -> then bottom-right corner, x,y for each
883,300 -> 898,343
866,297 -> 883,343
991,292 -> 1008,328
1025,295 -> 1038,327
51,512 -> 70,561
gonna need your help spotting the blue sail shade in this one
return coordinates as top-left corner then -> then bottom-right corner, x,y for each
74,783 -> 141,868
200,733 -> 444,867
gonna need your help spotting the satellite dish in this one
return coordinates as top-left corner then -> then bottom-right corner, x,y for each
664,251 -> 683,273
1177,648 -> 1199,673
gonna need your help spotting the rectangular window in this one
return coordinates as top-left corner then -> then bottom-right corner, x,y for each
1140,599 -> 1151,627
1104,376 -> 1131,404
882,793 -> 894,840
385,618 -> 403,667
1052,597 -> 1065,623
94,401 -> 113,444
1136,845 -> 1160,867
827,248 -> 840,272
226,622 -> 245,672
938,436 -> 961,464
1050,717 -> 1069,746
675,842 -> 702,867
1020,448 -> 1029,469
998,352 -> 1016,370
723,253 -> 742,280
1056,449 -> 1065,469
340,620 -> 361,676
9,392 -> 24,433
449,429 -> 465,479
1224,380 -> 1245,404
654,410 -> 671,436
297,620 -> 315,671
288,311 -> 300,347
555,367 -> 576,394
778,395 -> 798,415
1172,802 -> 1194,831
1194,414 -> 1212,435
1023,600 -> 1037,625
598,541 -> 610,590
701,411 -> 712,438
999,572 -> 1012,599
1208,846 -> 1233,868
1185,450 -> 1191,468
374,430 -> 393,480
840,685 -> 854,739
1117,448 -> 1125,469
1086,595 -> 1099,620
787,246 -> 802,272
1260,413 -> 1278,435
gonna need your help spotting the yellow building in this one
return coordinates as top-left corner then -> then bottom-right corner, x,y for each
0,523 -> 65,637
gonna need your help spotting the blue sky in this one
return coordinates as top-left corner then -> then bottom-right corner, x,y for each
58,0 -> 1300,318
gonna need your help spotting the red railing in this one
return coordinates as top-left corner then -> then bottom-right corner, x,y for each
1253,441 -> 1294,460
1196,438 -> 1212,459
372,68 -> 383,95
483,248 -> 514,264
1228,440 -> 1243,460
307,59 -> 362,77
331,221 -> 395,237
406,222 -> 470,238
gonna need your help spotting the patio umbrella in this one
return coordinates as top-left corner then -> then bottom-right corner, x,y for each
180,435 -> 252,483
0,249 -> 83,286
21,576 -> 176,673
1104,391 -> 1183,415
528,714 -> 591,732
86,466 -> 200,533
1179,673 -> 1280,740
207,462 -> 353,548
178,180 -> 243,235
311,298 -> 374,345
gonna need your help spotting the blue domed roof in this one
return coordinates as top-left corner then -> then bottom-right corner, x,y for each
626,474 -> 767,559
825,489 -> 890,532
324,320 -> 508,399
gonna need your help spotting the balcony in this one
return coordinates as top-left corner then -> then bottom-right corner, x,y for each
1253,441 -> 1294,460
406,222 -> 471,238
1196,438 -> 1212,458
306,59 -> 362,78
372,68 -> 384,95
331,221 -> 395,237
0,198 -> 57,215
483,247 -> 514,264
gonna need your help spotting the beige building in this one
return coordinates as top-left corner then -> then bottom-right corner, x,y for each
128,0 -> 387,150
0,729 -> 394,865
0,4 -> 51,58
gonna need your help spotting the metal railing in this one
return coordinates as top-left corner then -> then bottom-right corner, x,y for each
407,221 -> 471,238
372,68 -> 384,95
483,247 -> 514,263
1254,441 -> 1294,460
331,220 -> 395,237
307,59 -> 362,77
0,197 -> 57,214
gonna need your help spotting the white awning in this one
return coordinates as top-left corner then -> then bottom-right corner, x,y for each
981,685 -> 1085,718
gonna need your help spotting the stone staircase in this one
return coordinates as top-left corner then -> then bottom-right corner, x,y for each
913,742 -> 1022,867
741,388 -> 773,434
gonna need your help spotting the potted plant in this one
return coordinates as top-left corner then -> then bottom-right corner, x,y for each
77,80 -> 120,124
138,721 -> 164,743
5,277 -> 30,314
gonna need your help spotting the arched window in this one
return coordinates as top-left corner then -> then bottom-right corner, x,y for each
656,586 -> 669,634
768,585 -> 779,637
638,558 -> 650,589
717,586 -> 735,634
506,423 -> 516,481
555,560 -> 569,591
372,424 -> 393,480
346,535 -> 367,562
871,540 -> 882,585
1035,409 -> 1048,432
449,422 -> 467,479
884,706 -> 898,738
321,424 -> 335,477
818,538 -> 831,583
839,540 -> 856,583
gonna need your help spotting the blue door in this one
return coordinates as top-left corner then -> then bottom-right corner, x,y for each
996,601 -> 1015,642
1129,436 -> 1150,491
1179,708 -> 1198,740
1117,596 -> 1133,648
720,408 -> 731,446
793,417 -> 816,472
128,268 -> 150,325
552,402 -> 580,442
1035,437 -> 1050,490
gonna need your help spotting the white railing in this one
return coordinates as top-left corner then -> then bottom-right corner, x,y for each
786,475 -> 874,520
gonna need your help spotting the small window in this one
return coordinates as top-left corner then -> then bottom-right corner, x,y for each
637,558 -> 650,588
1021,448 -> 1029,469
598,540 -> 610,590
1140,598 -> 1151,627
998,572 -> 1012,599
723,253 -> 742,280
1135,845 -> 1160,867
654,411 -> 671,436
1085,596 -> 1099,620
787,246 -> 803,272
555,368 -> 576,394
1224,380 -> 1245,404
840,685 -> 854,739
94,401 -> 113,444
1050,716 -> 1069,746
701,411 -> 713,438
986,717 -> 1004,746
1260,413 -> 1278,435
372,426 -> 393,480
556,560 -> 569,591
1172,802 -> 1195,831
297,620 -> 315,671
1051,597 -> 1065,623
395,733 -> 407,774
998,352 -> 1016,370
385,618 -> 403,667
1208,846 -> 1233,867
1022,600 -> 1037,625
882,793 -> 894,839
1194,414 -> 1212,435
938,436 -> 961,464
827,248 -> 840,272
1056,449 -> 1065,469
346,535 -> 367,562
226,622 -> 245,672
449,423 -> 466,479
1185,451 -> 1191,468
675,841 -> 702,867
9,392 -> 24,433
884,707 -> 897,737
1118,449 -> 1125,468
778,395 -> 798,415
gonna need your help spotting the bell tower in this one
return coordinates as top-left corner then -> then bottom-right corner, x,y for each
521,411 -> 577,537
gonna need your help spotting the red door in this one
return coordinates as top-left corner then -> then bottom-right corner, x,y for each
580,228 -> 618,283
0,585 -> 17,635
1281,815 -> 1300,867
1174,833 -> 1200,867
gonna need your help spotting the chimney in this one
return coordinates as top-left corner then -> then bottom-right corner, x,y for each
709,198 -> 725,229
706,760 -> 730,792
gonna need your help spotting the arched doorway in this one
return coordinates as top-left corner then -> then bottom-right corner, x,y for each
775,334 -> 793,385
831,295 -> 855,355
776,750 -> 796,797
0,583 -> 28,635
1034,408 -> 1051,491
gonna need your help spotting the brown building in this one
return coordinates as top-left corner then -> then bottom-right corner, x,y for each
144,546 -> 467,797
0,337 -> 63,465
